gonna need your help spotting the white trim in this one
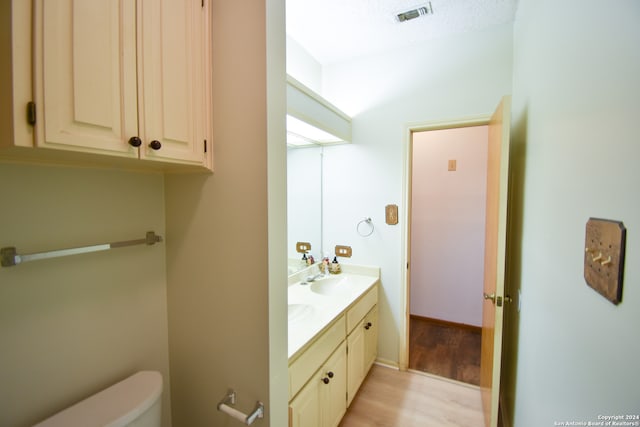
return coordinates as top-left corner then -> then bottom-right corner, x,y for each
373,359 -> 400,370
407,369 -> 481,391
399,113 -> 492,371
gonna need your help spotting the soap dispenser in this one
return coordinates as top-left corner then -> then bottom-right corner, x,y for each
330,256 -> 342,274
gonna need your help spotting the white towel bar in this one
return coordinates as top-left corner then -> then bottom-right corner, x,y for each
0,231 -> 162,267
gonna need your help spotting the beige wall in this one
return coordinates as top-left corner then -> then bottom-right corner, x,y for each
0,163 -> 171,427
1,1 -> 287,427
165,0 -> 287,426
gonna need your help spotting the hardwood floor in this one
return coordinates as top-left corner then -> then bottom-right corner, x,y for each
339,364 -> 484,427
409,316 -> 481,385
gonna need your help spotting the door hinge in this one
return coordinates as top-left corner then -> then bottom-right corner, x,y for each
204,139 -> 207,153
27,101 -> 36,125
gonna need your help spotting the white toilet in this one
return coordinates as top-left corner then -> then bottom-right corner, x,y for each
33,371 -> 162,427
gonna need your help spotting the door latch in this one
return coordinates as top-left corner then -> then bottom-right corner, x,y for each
484,293 -> 513,307
483,292 -> 496,304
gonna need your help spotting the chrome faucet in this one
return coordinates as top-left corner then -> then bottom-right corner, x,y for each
305,273 -> 324,282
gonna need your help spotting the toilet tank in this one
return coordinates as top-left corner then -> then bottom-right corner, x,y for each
33,371 -> 162,427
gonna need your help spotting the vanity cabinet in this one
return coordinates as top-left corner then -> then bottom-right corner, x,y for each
289,341 -> 347,427
289,316 -> 346,401
288,283 -> 378,427
1,0 -> 212,170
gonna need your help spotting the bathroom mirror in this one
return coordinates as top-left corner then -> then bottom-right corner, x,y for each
284,75 -> 352,276
287,145 -> 322,275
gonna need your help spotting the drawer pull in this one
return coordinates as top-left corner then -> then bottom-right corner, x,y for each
327,371 -> 334,378
128,136 -> 142,147
322,377 -> 330,384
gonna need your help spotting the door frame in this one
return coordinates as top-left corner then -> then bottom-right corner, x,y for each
399,114 -> 492,371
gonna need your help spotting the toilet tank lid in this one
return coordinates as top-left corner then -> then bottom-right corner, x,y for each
34,371 -> 163,427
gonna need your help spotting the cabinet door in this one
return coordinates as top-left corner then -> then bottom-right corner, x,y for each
34,0 -> 139,157
346,321 -> 365,407
364,306 -> 378,371
320,341 -> 347,427
347,305 -> 378,407
289,372 -> 321,427
138,0 -> 210,166
290,342 -> 347,427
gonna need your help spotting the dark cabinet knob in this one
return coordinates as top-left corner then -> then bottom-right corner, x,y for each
128,136 -> 142,147
322,377 -> 330,384
365,322 -> 372,330
327,371 -> 334,378
149,140 -> 162,150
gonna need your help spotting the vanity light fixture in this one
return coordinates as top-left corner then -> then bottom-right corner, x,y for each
286,115 -> 343,147
287,130 -> 316,147
286,75 -> 352,147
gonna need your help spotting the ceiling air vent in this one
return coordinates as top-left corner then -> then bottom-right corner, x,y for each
395,2 -> 433,23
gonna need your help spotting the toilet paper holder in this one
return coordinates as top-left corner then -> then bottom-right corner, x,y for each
217,389 -> 264,425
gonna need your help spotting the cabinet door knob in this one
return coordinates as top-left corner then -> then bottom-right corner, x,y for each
149,140 -> 162,150
322,377 -> 330,384
128,136 -> 142,147
327,371 -> 334,378
365,322 -> 372,330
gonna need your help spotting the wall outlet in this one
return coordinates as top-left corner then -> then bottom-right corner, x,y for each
335,245 -> 352,258
296,242 -> 311,253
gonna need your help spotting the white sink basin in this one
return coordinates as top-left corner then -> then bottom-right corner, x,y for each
288,304 -> 314,323
310,276 -> 349,296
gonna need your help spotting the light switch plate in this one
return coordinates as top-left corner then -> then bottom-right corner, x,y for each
584,218 -> 626,305
385,204 -> 398,225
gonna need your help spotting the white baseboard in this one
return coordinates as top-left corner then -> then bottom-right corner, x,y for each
373,358 -> 400,370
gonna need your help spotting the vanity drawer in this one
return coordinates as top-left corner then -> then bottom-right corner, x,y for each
289,315 -> 346,400
346,284 -> 378,334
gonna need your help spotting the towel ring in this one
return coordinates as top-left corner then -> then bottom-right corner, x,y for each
357,218 -> 374,237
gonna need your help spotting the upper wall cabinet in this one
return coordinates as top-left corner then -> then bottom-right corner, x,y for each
1,0 -> 212,171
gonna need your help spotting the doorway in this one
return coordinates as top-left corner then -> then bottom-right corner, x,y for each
408,125 -> 489,385
400,97 -> 512,427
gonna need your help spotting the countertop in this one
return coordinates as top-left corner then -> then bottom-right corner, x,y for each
288,264 -> 380,361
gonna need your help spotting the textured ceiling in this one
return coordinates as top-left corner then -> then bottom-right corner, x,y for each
286,0 -> 519,65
